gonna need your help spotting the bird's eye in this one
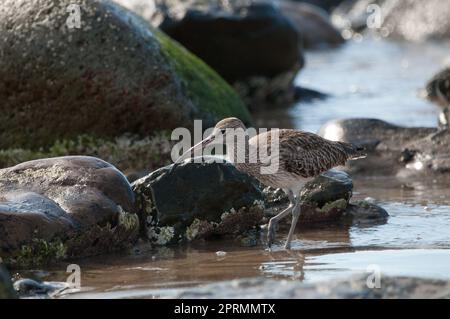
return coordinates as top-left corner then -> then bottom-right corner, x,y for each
221,129 -> 226,134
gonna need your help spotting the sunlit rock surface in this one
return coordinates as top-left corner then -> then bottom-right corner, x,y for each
0,156 -> 139,267
333,0 -> 450,42
318,118 -> 438,176
425,68 -> 450,109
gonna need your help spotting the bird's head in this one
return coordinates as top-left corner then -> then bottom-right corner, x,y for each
174,117 -> 247,164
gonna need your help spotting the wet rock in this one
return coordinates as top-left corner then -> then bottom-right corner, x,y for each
117,0 -> 304,109
13,278 -> 69,298
132,159 -> 265,245
344,200 -> 389,224
425,68 -> 450,109
279,1 -> 345,49
399,129 -> 450,176
264,170 -> 353,224
318,118 -> 437,175
0,156 -> 139,267
0,264 -> 16,299
165,275 -> 450,299
334,0 -> 450,42
0,0 -> 250,150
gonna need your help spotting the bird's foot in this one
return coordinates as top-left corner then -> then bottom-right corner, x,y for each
284,241 -> 292,250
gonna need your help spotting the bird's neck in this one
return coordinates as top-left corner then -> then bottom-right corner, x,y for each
226,134 -> 250,165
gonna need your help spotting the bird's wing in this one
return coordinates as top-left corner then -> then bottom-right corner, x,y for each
276,130 -> 351,178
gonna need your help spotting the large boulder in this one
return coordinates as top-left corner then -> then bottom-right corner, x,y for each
132,159 -> 265,245
0,156 -> 139,267
318,118 -> 440,176
278,1 -> 345,49
115,0 -> 304,108
0,0 -> 250,151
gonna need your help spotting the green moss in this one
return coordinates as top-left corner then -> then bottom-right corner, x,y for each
155,30 -> 252,125
0,132 -> 174,174
316,198 -> 348,214
5,238 -> 68,269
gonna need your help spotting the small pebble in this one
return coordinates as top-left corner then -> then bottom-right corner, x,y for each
216,251 -> 227,257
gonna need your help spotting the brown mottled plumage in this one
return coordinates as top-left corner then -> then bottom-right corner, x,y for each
176,118 -> 366,249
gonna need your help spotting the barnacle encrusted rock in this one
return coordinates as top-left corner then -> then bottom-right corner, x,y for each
132,160 -> 265,245
0,156 -> 139,267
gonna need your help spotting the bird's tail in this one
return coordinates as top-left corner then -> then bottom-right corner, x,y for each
338,142 -> 367,160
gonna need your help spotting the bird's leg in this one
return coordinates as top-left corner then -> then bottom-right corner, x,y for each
267,190 -> 295,248
284,197 -> 302,250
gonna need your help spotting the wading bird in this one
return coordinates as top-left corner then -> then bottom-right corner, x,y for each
175,118 -> 366,249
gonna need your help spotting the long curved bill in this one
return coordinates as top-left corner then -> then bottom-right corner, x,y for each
174,134 -> 216,165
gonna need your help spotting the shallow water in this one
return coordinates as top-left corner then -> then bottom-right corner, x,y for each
18,37 -> 450,298
254,36 -> 450,131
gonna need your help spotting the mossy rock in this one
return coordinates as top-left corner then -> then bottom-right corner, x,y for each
0,0 -> 251,150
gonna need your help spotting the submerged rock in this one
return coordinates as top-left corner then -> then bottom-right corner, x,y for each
318,118 -> 438,175
0,264 -> 16,299
13,278 -> 69,298
0,0 -> 250,150
344,200 -> 389,224
132,159 -> 265,245
279,1 -> 345,49
116,0 -> 304,109
0,156 -> 139,267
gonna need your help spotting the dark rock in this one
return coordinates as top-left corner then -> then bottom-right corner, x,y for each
0,0 -> 250,150
318,118 -> 437,175
344,200 -> 389,224
117,0 -> 304,108
264,170 -> 353,224
425,68 -> 450,109
132,159 -> 265,245
278,1 -> 345,49
294,86 -> 330,102
0,156 -> 139,267
0,264 -> 16,299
